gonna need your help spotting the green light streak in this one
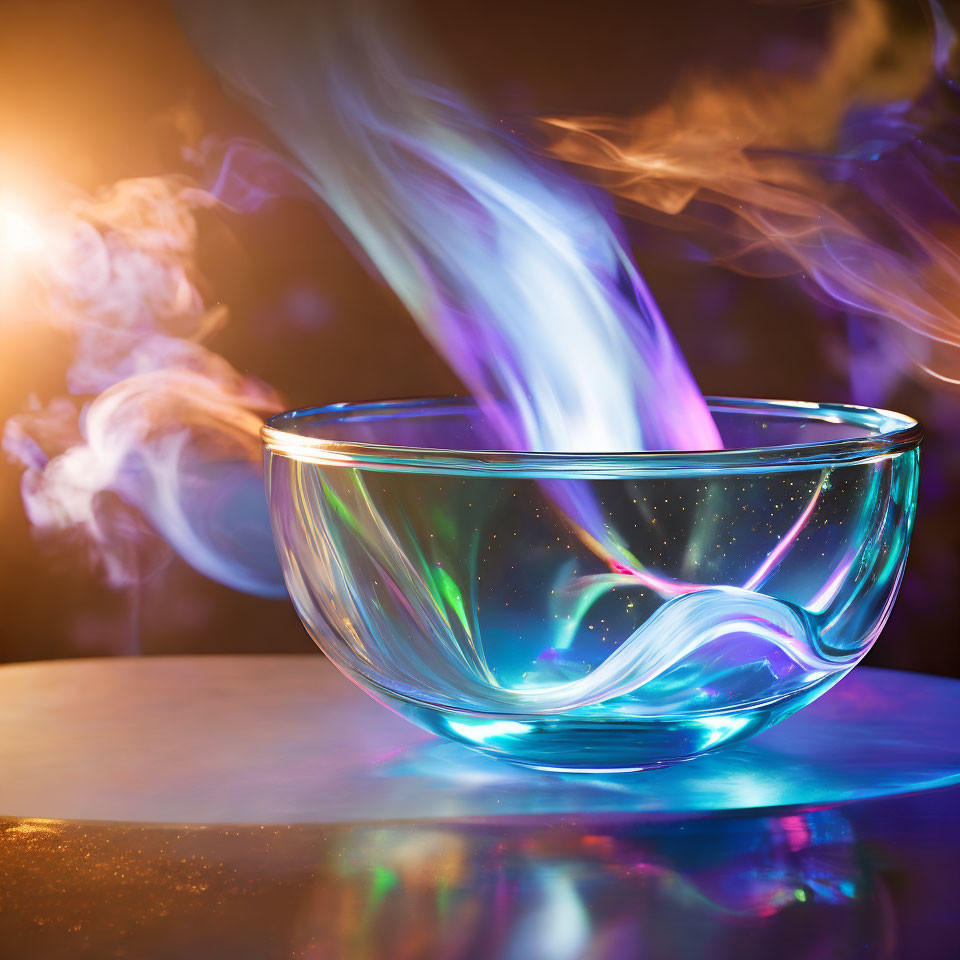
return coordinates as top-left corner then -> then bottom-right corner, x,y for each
435,565 -> 470,634
369,865 -> 398,909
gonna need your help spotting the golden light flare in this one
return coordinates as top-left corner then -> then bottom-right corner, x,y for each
0,190 -> 55,297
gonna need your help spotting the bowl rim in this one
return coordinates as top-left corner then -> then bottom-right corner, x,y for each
262,396 -> 922,477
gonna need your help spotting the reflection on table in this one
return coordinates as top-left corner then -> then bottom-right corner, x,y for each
1,786 -> 957,959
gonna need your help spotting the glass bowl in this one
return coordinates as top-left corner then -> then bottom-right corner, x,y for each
262,397 -> 920,772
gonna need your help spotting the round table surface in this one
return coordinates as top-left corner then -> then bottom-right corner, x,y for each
1,655 -> 958,959
0,655 -> 957,824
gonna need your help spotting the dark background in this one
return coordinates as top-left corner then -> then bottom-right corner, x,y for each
0,0 -> 956,675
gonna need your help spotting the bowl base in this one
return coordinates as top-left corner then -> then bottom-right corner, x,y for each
504,755 -> 698,775
369,674 -> 844,773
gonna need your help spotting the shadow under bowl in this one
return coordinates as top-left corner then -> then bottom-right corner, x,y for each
262,397 -> 920,772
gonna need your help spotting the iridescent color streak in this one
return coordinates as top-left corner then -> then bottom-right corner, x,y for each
808,471 -> 884,613
743,478 -> 826,590
566,475 -> 825,602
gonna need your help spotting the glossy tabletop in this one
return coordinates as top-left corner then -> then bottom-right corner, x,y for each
0,655 -> 958,958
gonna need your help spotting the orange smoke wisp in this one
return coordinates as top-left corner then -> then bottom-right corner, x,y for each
540,0 -> 960,379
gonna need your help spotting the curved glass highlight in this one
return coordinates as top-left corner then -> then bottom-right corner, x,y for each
263,398 -> 921,772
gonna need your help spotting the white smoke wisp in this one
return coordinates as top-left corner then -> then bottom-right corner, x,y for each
174,0 -> 720,456
2,176 -> 286,596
